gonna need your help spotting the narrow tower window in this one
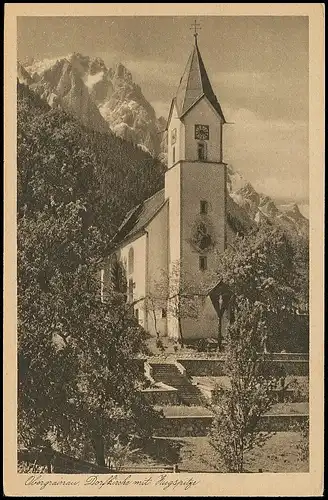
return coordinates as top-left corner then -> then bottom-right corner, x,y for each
172,146 -> 176,163
128,247 -> 134,274
200,200 -> 208,214
197,142 -> 207,160
199,256 -> 207,271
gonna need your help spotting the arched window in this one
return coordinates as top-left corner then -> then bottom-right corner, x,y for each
128,247 -> 134,274
197,141 -> 207,161
172,146 -> 176,163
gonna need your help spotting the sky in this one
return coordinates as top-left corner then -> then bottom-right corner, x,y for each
17,16 -> 309,215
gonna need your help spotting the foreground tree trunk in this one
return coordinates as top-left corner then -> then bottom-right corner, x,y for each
91,433 -> 106,467
178,315 -> 184,347
150,298 -> 159,338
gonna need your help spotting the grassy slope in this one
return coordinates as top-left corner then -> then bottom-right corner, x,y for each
127,433 -> 308,473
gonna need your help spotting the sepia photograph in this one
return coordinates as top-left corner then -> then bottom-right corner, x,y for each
4,3 -> 324,497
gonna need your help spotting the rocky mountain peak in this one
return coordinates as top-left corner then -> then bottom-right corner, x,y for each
17,62 -> 33,85
238,182 -> 259,198
279,203 -> 304,220
20,53 -> 164,154
89,57 -> 108,75
258,194 -> 279,218
26,56 -> 109,134
226,165 -> 308,236
110,62 -> 133,84
68,52 -> 92,75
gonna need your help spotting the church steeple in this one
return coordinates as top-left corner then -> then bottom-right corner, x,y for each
175,35 -> 226,122
164,25 -> 227,340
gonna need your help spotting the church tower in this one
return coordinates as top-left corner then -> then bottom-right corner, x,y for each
165,29 -> 227,339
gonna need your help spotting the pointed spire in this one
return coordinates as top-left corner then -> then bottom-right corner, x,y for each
175,37 -> 226,122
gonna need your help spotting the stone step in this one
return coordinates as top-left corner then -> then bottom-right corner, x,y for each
152,368 -> 181,375
148,361 -> 204,406
152,377 -> 185,383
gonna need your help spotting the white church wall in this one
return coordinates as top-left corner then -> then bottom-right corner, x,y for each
183,97 -> 223,162
146,202 -> 169,337
167,103 -> 185,168
180,161 -> 226,285
165,164 -> 181,270
164,164 -> 181,340
118,234 -> 147,329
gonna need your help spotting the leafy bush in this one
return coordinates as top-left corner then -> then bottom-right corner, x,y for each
107,435 -> 141,470
18,461 -> 48,473
156,339 -> 164,350
209,299 -> 278,473
195,338 -> 217,352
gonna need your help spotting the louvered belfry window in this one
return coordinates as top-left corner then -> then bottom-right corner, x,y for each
197,142 -> 207,160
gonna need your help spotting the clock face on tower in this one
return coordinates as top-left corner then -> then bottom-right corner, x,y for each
195,124 -> 209,141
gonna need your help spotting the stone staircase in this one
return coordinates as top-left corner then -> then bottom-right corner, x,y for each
149,363 -> 204,406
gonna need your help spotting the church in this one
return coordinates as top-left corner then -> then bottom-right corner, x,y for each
103,33 -> 252,343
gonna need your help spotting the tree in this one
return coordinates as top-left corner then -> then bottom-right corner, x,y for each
18,200 -> 160,466
209,298 -> 279,473
149,260 -> 203,346
215,224 -> 309,352
17,81 -> 165,240
110,256 -> 128,297
17,84 -> 162,466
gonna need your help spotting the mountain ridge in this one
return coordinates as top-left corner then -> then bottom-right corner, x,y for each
18,54 -> 308,237
23,53 -> 161,155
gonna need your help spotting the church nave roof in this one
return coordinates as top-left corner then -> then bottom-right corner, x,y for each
112,188 -> 167,246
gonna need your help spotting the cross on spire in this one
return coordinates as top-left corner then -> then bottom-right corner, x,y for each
190,19 -> 201,40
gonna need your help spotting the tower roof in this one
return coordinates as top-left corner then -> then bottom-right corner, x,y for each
175,37 -> 226,122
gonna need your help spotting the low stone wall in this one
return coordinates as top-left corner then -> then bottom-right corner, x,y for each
142,388 -> 180,405
178,359 -> 226,376
265,360 -> 309,376
199,385 -> 307,404
178,358 -> 309,377
155,413 -> 308,437
258,414 -> 308,432
155,416 -> 213,437
264,353 -> 309,361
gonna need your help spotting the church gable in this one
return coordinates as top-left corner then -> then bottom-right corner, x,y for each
183,95 -> 224,163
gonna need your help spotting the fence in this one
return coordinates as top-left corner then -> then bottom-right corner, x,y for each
18,448 -> 181,474
108,464 -> 180,473
18,449 -> 109,474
